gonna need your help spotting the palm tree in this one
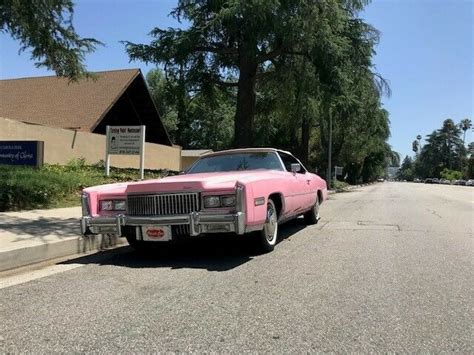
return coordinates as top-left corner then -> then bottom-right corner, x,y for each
459,118 -> 472,144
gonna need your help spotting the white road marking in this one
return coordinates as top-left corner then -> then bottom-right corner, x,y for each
0,263 -> 83,290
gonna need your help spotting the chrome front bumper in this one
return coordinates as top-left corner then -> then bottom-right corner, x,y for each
80,211 -> 246,237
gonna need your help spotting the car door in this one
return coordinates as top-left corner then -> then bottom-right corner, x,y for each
278,152 -> 313,216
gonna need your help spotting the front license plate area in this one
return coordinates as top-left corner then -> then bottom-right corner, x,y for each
142,225 -> 172,242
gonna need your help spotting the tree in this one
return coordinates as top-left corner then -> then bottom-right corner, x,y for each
147,68 -> 235,149
416,119 -> 467,178
146,69 -> 178,137
397,156 -> 414,181
468,142 -> 474,154
128,1 -> 392,184
440,168 -> 462,181
466,153 -> 474,179
185,92 -> 235,150
1,0 -> 100,80
387,149 -> 401,167
125,0 -> 371,148
459,118 -> 472,144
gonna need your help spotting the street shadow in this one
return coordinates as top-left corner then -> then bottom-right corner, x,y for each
61,218 -> 307,272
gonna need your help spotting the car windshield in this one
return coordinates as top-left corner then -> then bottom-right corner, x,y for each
187,152 -> 284,173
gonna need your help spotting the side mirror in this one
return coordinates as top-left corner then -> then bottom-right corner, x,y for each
291,163 -> 301,173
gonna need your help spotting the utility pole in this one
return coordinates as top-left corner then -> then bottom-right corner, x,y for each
327,109 -> 333,190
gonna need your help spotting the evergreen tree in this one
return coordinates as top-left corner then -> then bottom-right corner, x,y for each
416,119 -> 467,178
125,0 -> 371,147
1,0 -> 100,80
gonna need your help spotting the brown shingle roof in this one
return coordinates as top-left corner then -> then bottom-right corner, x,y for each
0,69 -> 140,131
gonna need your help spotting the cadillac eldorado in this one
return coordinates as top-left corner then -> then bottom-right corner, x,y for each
80,148 -> 328,252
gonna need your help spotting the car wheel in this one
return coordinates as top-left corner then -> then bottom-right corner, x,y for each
304,194 -> 320,225
124,227 -> 151,253
257,199 -> 278,253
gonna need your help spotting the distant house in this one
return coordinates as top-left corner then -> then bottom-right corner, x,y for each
181,149 -> 213,170
0,69 -> 171,146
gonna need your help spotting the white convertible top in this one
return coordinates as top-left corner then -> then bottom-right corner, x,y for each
202,147 -> 291,157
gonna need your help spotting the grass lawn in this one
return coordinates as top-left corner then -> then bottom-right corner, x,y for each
0,159 -> 171,211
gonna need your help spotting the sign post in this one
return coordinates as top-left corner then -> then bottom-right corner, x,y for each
334,166 -> 343,180
105,125 -> 146,179
105,126 -> 111,176
139,126 -> 145,180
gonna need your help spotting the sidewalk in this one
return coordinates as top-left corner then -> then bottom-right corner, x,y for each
0,207 -> 124,272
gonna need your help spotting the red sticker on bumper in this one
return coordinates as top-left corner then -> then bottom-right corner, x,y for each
146,228 -> 165,238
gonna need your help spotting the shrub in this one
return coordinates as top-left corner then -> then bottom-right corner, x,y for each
0,159 -> 170,211
440,168 -> 463,181
332,179 -> 350,192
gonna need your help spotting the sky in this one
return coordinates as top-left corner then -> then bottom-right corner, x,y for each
1,0 -> 472,159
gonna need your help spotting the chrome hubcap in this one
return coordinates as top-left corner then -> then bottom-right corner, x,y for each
314,199 -> 320,218
265,204 -> 277,242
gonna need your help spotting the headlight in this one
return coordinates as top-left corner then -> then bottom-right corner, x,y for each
113,200 -> 126,211
203,196 -> 221,208
81,193 -> 90,216
203,195 -> 236,208
220,195 -> 236,207
100,200 -> 113,211
100,200 -> 125,211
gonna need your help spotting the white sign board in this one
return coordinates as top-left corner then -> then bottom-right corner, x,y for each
105,125 -> 146,179
107,126 -> 142,155
334,166 -> 343,176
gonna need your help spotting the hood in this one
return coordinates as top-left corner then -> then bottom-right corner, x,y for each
84,169 -> 288,195
125,170 -> 288,194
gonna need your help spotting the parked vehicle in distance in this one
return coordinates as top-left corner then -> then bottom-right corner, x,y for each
424,178 -> 433,184
453,180 -> 467,186
80,148 -> 328,253
432,178 -> 440,184
439,179 -> 451,185
466,179 -> 474,186
413,178 -> 422,183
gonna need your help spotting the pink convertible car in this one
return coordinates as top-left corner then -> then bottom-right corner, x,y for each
80,148 -> 328,252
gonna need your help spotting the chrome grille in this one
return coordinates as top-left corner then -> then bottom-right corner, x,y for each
127,193 -> 200,216
173,225 -> 191,236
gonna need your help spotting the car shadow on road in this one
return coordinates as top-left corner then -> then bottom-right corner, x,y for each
61,219 -> 307,272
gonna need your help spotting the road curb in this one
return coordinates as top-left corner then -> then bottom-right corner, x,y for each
328,182 -> 376,195
0,234 -> 126,273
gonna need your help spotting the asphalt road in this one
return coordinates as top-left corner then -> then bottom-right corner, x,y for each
1,182 -> 473,353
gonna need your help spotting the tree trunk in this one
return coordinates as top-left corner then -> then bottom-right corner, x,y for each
301,115 -> 310,165
447,133 -> 452,170
298,58 -> 310,165
234,37 -> 257,148
175,66 -> 188,147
